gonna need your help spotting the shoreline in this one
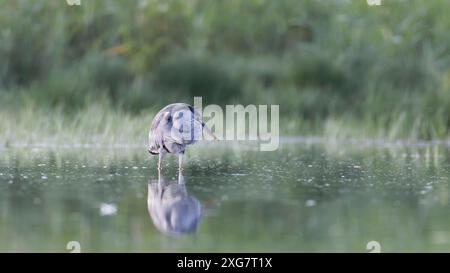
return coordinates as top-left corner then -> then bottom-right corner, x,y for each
1,136 -> 450,149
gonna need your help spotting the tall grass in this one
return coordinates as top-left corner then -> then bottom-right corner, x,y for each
1,0 -> 450,145
0,98 -> 148,146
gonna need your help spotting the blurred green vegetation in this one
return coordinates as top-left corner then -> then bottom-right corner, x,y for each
1,0 -> 450,143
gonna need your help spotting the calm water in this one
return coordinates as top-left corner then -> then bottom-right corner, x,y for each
1,142 -> 450,252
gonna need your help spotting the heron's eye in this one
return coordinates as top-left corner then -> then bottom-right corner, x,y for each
179,127 -> 184,133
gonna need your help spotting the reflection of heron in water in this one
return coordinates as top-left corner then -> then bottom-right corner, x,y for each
147,171 -> 202,235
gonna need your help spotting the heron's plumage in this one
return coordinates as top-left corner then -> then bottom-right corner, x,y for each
148,103 -> 203,155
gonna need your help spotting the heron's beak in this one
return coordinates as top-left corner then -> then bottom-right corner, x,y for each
203,124 -> 219,141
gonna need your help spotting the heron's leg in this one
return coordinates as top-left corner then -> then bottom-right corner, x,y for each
157,167 -> 163,190
158,150 -> 165,170
178,171 -> 185,185
178,171 -> 187,194
157,167 -> 162,183
178,152 -> 185,171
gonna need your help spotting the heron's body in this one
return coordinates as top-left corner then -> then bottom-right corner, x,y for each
148,103 -> 216,170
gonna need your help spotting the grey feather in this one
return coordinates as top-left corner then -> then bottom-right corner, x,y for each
148,103 -> 204,155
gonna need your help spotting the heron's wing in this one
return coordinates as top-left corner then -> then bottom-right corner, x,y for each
149,110 -> 171,153
170,109 -> 203,144
149,104 -> 204,153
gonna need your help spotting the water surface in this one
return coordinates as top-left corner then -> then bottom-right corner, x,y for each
0,143 -> 449,252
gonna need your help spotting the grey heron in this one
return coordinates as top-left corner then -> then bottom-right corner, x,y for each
148,103 -> 217,170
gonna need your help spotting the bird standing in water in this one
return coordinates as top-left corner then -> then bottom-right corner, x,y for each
148,103 -> 217,170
